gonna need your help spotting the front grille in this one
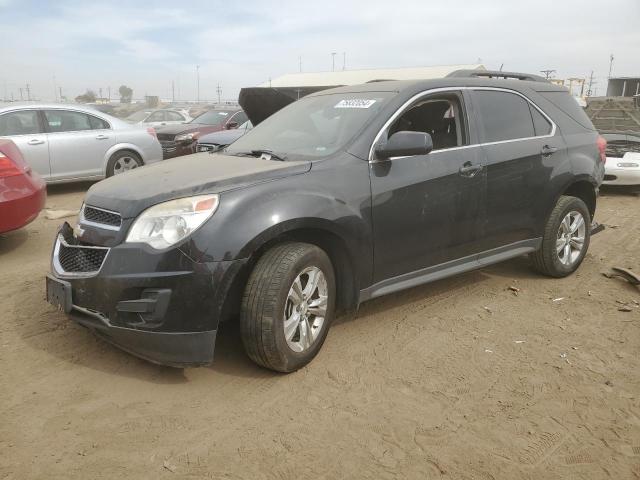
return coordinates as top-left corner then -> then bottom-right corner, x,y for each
57,239 -> 109,273
83,205 -> 121,228
160,140 -> 177,153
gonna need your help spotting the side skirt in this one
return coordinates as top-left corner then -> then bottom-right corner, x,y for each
359,238 -> 542,302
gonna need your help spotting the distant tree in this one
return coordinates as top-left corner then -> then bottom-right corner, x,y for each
119,85 -> 133,103
75,90 -> 97,103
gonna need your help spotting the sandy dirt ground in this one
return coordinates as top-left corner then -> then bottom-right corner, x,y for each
1,183 -> 639,480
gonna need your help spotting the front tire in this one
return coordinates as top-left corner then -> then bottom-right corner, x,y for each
530,195 -> 591,277
106,150 -> 142,177
240,242 -> 336,372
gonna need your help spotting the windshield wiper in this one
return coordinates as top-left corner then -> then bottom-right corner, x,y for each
232,149 -> 287,161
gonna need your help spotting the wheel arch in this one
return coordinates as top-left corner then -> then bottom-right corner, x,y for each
219,220 -> 360,324
560,177 -> 597,220
102,144 -> 145,174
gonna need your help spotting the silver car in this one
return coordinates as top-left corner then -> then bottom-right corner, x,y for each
0,104 -> 163,183
125,109 -> 192,127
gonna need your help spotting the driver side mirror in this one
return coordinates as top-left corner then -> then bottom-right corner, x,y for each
226,121 -> 238,130
375,131 -> 433,160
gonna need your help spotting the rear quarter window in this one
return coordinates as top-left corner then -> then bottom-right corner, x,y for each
538,91 -> 595,131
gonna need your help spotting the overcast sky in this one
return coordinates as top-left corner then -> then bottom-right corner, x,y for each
0,0 -> 637,102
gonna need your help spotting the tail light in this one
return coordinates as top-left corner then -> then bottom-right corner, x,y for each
147,127 -> 157,139
0,151 -> 24,178
596,135 -> 607,163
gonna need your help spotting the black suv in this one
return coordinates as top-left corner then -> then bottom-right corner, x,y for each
46,70 -> 606,372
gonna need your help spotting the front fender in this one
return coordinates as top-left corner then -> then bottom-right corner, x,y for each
184,155 -> 374,288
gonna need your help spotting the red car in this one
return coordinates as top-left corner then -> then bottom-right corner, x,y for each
0,139 -> 46,233
155,109 -> 248,159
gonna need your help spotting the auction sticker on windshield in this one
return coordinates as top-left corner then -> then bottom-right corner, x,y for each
334,99 -> 377,109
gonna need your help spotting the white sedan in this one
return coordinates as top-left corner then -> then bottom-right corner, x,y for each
603,132 -> 640,186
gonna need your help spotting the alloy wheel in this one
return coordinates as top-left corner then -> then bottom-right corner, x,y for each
283,266 -> 328,353
556,210 -> 586,266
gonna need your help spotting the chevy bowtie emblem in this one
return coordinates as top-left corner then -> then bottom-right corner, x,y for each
73,224 -> 85,238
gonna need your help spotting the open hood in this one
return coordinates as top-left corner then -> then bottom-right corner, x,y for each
238,86 -> 334,125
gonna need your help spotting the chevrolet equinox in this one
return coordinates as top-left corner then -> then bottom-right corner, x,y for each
46,70 -> 606,372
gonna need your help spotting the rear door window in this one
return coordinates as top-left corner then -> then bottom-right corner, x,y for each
44,110 -> 93,132
147,111 -> 165,122
0,110 -> 42,135
473,90 -> 535,143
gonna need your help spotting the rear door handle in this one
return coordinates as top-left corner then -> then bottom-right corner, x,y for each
27,139 -> 45,145
459,163 -> 483,177
541,145 -> 558,157
95,134 -> 109,140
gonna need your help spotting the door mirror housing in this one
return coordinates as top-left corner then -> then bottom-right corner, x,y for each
226,121 -> 238,130
375,131 -> 433,160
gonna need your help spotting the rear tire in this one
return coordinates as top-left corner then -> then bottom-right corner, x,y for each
240,242 -> 336,372
106,150 -> 142,177
530,195 -> 591,277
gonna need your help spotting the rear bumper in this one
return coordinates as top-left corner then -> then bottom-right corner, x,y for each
0,172 -> 46,233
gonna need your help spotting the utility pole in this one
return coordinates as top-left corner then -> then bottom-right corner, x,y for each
540,69 -> 556,80
331,52 -> 336,72
196,65 -> 200,102
99,87 -> 103,100
25,84 -> 31,101
53,75 -> 57,102
59,87 -> 63,102
172,80 -> 175,102
587,70 -> 596,97
299,56 -> 302,73
342,52 -> 346,71
108,86 -> 111,102
216,84 -> 222,104
608,54 -> 614,79
19,88 -> 23,101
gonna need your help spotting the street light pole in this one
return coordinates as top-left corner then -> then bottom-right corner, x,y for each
331,52 -> 336,72
196,65 -> 200,102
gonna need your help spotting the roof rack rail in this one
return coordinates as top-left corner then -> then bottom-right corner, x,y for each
446,69 -> 548,82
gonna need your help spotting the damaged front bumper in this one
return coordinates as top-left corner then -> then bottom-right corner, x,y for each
46,222 -> 245,367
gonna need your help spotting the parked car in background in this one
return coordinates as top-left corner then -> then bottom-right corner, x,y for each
0,139 -> 46,233
156,109 -> 248,158
47,71 -> 605,372
197,120 -> 253,152
602,131 -> 640,186
125,109 -> 191,127
0,104 -> 163,183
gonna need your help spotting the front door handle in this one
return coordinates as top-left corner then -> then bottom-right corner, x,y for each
95,134 -> 109,140
27,139 -> 45,145
541,145 -> 558,157
459,163 -> 483,177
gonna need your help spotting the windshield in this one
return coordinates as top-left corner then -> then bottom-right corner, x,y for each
227,92 -> 394,159
190,110 -> 234,125
126,111 -> 150,122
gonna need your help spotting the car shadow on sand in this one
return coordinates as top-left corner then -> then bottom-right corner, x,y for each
20,255 -> 538,383
45,181 -> 97,197
0,228 -> 29,256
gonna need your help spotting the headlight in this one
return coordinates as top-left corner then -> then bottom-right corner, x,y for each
126,194 -> 219,249
175,132 -> 196,143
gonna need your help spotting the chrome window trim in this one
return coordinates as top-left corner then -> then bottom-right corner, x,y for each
52,234 -> 111,278
79,204 -> 122,231
368,86 -> 557,162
